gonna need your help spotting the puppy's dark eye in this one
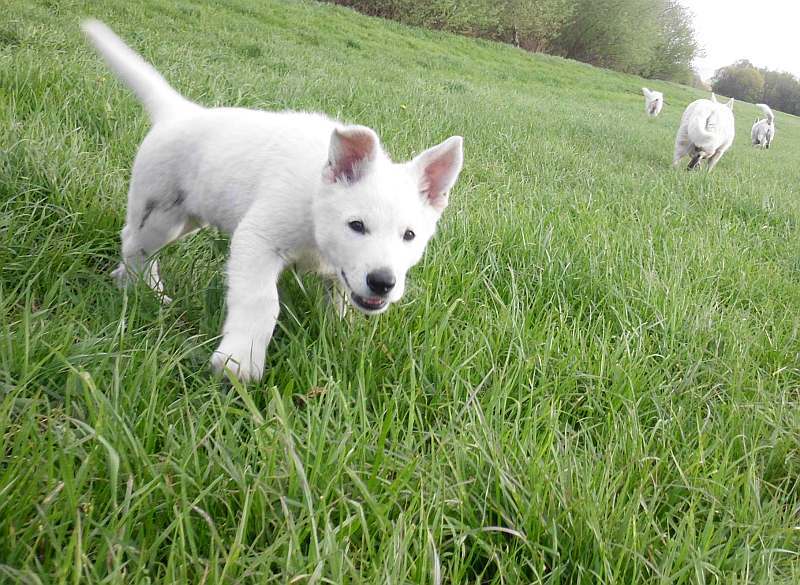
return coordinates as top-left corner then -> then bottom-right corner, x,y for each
348,220 -> 366,234
403,229 -> 415,241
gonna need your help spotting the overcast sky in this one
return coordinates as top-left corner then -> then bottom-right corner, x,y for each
678,0 -> 800,80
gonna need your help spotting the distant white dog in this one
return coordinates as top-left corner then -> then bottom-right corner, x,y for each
673,93 -> 735,171
82,20 -> 464,381
751,103 -> 775,149
642,87 -> 663,117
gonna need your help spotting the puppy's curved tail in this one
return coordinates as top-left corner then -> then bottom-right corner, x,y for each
688,110 -> 717,152
82,19 -> 199,123
755,103 -> 774,125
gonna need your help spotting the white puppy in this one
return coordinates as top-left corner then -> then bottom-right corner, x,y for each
751,103 -> 775,149
82,20 -> 464,381
673,93 -> 735,171
642,87 -> 663,117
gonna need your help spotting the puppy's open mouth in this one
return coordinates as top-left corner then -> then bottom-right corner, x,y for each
351,292 -> 387,312
341,270 -> 388,313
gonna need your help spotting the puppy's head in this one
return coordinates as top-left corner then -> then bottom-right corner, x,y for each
313,126 -> 463,314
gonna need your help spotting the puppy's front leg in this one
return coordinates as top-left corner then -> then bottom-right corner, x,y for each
326,279 -> 348,319
211,225 -> 285,382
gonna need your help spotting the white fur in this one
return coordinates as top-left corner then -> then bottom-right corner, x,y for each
642,87 -> 663,117
82,20 -> 464,381
673,93 -> 735,171
751,103 -> 775,149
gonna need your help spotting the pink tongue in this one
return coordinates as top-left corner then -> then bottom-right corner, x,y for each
364,297 -> 382,305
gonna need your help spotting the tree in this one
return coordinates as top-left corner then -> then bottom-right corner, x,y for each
761,69 -> 800,115
552,0 -> 661,73
712,60 -> 765,103
642,0 -> 699,84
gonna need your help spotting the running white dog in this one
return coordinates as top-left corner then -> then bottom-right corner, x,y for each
673,93 -> 735,171
82,20 -> 464,381
751,103 -> 775,149
642,87 -> 663,117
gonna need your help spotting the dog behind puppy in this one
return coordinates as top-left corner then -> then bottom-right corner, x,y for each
751,103 -> 775,149
673,93 -> 735,171
642,87 -> 663,117
82,20 -> 464,382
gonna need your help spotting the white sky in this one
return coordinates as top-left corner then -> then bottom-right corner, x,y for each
678,0 -> 800,80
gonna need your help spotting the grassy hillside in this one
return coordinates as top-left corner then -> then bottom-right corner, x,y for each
2,0 -> 799,583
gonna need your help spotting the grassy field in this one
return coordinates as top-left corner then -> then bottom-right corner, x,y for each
2,0 -> 800,583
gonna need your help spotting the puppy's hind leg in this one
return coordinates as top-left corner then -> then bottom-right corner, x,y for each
111,223 -> 139,289
113,193 -> 196,304
673,139 -> 692,168
706,147 -> 728,172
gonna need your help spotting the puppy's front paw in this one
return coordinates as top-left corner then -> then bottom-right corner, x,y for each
211,339 -> 265,382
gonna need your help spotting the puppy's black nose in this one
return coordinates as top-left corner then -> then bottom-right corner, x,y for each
366,268 -> 396,295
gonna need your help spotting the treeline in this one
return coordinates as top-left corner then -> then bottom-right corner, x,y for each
712,60 -> 800,116
328,0 -> 699,83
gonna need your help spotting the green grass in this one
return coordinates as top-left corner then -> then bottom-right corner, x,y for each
2,0 -> 800,583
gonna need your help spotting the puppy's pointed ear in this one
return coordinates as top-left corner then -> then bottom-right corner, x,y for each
711,92 -> 718,103
725,97 -> 734,110
411,136 -> 464,212
324,126 -> 379,185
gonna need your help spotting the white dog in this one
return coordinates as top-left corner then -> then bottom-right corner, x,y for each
82,20 -> 464,381
673,93 -> 735,171
751,103 -> 775,149
642,87 -> 663,117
